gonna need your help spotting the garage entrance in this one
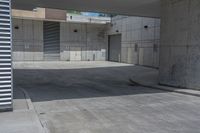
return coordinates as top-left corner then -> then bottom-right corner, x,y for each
108,34 -> 121,62
43,21 -> 60,61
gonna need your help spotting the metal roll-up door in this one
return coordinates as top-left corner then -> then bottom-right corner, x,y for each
0,0 -> 12,111
43,21 -> 60,60
108,34 -> 121,62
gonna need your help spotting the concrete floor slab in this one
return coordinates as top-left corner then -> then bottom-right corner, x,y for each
0,88 -> 45,133
13,61 -> 133,70
0,110 -> 45,133
13,61 -> 200,133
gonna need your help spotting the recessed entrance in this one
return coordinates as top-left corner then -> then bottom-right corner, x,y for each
43,21 -> 60,61
108,34 -> 121,62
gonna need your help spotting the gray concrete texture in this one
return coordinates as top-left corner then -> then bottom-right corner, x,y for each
13,61 -> 200,133
0,87 -> 45,133
12,16 -> 160,68
108,16 -> 160,68
12,0 -> 160,18
159,0 -> 200,90
12,19 -> 44,61
60,23 -> 108,61
12,18 -> 108,62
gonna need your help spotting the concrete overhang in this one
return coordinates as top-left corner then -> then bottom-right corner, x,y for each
12,0 -> 160,18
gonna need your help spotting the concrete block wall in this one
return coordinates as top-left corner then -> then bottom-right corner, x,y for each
12,18 -> 108,61
108,16 -> 160,68
12,16 -> 160,66
12,18 -> 44,61
159,0 -> 200,90
60,23 -> 108,61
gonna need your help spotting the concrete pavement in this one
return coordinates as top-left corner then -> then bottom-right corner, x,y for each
13,61 -> 200,133
129,66 -> 200,97
0,88 -> 45,133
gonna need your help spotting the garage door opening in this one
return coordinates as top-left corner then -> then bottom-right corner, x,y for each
43,21 -> 60,61
108,34 -> 122,62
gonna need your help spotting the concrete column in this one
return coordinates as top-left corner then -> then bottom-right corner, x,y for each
0,0 -> 13,111
159,0 -> 200,89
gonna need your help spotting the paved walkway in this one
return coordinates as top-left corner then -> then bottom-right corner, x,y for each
13,61 -> 133,70
12,61 -> 200,133
1,61 -> 200,133
0,88 -> 45,133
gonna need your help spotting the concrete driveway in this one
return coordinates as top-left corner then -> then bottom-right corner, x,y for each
14,61 -> 200,133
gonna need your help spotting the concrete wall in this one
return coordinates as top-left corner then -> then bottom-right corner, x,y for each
12,8 -> 45,20
108,16 -> 160,68
159,0 -> 200,90
12,8 -> 66,22
12,19 -> 44,61
60,23 -> 108,61
12,18 -> 108,61
12,16 -> 160,66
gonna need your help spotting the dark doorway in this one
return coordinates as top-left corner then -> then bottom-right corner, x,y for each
108,34 -> 121,62
43,21 -> 60,61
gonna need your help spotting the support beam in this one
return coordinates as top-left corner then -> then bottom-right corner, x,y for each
0,0 -> 13,111
159,0 -> 200,90
12,0 -> 160,18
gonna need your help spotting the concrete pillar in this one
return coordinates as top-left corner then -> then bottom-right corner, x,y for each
0,0 -> 13,111
159,0 -> 200,89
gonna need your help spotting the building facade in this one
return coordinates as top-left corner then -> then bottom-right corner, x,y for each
108,16 -> 160,68
12,9 -> 160,68
12,19 -> 108,61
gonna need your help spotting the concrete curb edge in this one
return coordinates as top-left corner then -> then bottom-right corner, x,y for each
129,78 -> 200,97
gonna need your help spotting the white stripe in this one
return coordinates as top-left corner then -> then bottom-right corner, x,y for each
0,9 -> 9,12
0,68 -> 11,70
0,85 -> 11,88
0,27 -> 10,30
0,54 -> 11,57
0,72 -> 11,75
0,102 -> 11,106
0,76 -> 11,79
0,45 -> 11,48
0,59 -> 11,61
0,63 -> 11,66
0,97 -> 11,101
0,5 -> 9,8
0,80 -> 11,83
0,0 -> 10,3
0,41 -> 11,43
0,32 -> 10,34
0,89 -> 11,92
0,23 -> 10,25
0,36 -> 10,39
0,18 -> 10,22
0,13 -> 9,17
0,50 -> 10,52
0,93 -> 11,96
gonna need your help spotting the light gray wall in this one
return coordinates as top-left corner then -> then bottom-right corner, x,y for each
12,17 -> 160,67
12,19 -> 44,61
12,18 -> 108,61
60,23 -> 108,61
159,0 -> 200,90
108,16 -> 160,68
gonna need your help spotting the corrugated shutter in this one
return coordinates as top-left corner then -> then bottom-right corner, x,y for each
108,34 -> 121,62
0,0 -> 12,111
44,21 -> 60,60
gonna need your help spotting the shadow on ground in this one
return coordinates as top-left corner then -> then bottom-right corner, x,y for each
13,65 -> 165,102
